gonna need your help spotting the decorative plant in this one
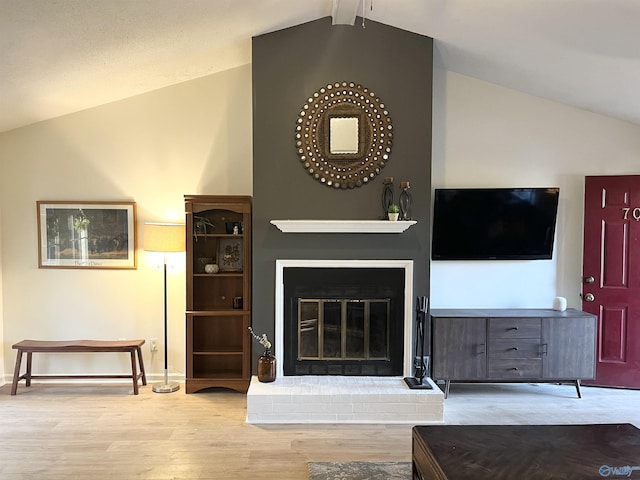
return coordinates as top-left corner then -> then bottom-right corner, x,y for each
248,327 -> 272,353
193,215 -> 215,240
388,204 -> 400,214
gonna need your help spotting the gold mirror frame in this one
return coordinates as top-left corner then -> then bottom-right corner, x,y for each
295,82 -> 393,189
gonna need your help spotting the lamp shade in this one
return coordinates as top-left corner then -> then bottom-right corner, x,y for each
143,223 -> 185,253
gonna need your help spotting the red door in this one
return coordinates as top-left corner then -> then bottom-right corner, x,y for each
582,175 -> 640,388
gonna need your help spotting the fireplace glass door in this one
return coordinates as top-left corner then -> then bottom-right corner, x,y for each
298,299 -> 390,361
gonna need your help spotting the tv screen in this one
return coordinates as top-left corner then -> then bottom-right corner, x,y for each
431,187 -> 560,260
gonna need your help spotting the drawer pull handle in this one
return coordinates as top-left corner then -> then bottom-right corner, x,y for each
510,367 -> 519,371
510,347 -> 519,351
508,327 -> 519,331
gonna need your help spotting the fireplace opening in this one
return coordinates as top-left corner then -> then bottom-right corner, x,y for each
284,268 -> 404,376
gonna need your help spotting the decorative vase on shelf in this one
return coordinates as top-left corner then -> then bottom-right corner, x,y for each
204,263 -> 219,274
381,177 -> 394,219
258,349 -> 276,383
399,181 -> 412,220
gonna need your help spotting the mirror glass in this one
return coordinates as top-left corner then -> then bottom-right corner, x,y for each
329,117 -> 359,154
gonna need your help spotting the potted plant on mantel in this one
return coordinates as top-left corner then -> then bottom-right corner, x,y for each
388,204 -> 400,221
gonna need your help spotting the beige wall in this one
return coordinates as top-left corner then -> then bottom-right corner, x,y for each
0,205 -> 4,381
0,64 -> 252,384
2,62 -> 640,383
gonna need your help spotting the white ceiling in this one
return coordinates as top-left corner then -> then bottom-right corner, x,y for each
2,0 -> 640,134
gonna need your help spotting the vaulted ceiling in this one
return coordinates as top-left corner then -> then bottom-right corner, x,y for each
1,0 -> 639,134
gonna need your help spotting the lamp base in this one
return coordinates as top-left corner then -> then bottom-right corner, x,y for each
152,381 -> 180,393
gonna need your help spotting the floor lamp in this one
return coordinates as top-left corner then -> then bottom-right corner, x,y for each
144,222 -> 185,393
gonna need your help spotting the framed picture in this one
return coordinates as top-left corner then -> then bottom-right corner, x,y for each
37,201 -> 137,269
218,238 -> 243,272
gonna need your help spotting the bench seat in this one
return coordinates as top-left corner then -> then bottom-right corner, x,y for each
11,339 -> 147,395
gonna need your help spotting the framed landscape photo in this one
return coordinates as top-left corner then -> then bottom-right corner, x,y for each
37,201 -> 137,269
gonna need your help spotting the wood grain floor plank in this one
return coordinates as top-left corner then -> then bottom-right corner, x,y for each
1,382 -> 639,479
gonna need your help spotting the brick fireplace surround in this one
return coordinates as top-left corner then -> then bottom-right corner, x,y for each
246,259 -> 444,424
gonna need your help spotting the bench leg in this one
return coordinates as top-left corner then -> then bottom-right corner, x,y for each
136,346 -> 147,386
25,352 -> 33,387
130,351 -> 139,395
11,349 -> 24,395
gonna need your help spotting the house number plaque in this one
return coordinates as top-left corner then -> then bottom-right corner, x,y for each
622,207 -> 640,221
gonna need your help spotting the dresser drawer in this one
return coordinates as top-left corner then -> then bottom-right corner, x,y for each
489,338 -> 541,358
489,318 -> 541,338
488,358 -> 542,378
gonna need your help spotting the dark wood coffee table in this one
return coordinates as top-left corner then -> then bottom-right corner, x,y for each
413,424 -> 640,480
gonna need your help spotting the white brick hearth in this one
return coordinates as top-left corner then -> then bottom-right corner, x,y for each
246,375 -> 444,424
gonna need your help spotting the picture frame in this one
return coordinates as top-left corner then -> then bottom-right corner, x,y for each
218,237 -> 243,272
37,201 -> 137,269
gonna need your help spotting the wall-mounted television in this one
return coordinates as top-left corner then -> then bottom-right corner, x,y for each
431,187 -> 560,261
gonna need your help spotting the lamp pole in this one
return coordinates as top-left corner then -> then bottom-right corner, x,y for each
143,222 -> 184,394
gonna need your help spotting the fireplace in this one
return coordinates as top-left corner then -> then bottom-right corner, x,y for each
247,258 -> 444,425
275,259 -> 414,378
284,267 -> 404,376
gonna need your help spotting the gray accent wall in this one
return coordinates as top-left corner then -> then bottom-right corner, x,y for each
252,17 -> 433,370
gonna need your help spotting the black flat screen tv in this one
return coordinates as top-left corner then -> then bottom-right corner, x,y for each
431,187 -> 560,260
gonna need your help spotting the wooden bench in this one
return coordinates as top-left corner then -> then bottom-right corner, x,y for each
11,340 -> 147,395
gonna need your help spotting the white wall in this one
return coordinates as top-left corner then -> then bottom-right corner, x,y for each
431,68 -> 640,309
3,63 -> 640,383
0,205 -> 4,381
0,65 -> 252,384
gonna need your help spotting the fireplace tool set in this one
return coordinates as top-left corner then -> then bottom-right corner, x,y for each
404,295 -> 432,389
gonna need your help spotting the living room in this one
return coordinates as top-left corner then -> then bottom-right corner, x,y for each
1,1 -> 640,478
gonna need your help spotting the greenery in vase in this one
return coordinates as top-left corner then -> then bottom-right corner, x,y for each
388,204 -> 400,214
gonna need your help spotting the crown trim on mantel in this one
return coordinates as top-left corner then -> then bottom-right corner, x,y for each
270,219 -> 417,233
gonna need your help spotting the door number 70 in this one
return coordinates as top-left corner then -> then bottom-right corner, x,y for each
622,207 -> 640,221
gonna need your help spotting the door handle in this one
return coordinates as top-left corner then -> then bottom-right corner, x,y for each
584,293 -> 595,302
584,276 -> 595,284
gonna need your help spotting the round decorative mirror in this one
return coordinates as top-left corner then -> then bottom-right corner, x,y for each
295,82 -> 393,189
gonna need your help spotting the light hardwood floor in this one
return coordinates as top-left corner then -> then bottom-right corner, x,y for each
1,381 -> 639,479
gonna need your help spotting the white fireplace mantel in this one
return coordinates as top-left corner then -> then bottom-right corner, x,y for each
270,219 -> 417,233
274,259 -> 414,378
